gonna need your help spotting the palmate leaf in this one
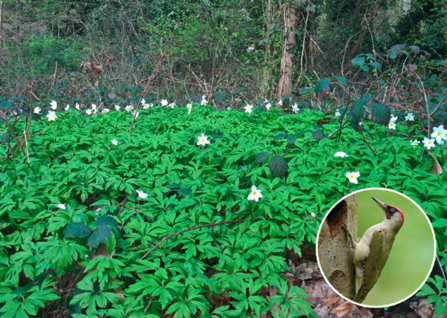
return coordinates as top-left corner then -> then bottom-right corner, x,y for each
65,223 -> 91,238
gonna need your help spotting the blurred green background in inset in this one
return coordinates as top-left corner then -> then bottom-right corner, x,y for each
357,189 -> 435,306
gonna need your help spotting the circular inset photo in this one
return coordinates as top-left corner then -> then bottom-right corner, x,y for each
316,188 -> 436,307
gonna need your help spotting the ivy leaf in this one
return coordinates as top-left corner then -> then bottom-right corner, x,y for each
65,222 -> 91,238
312,130 -> 324,140
95,216 -> 118,228
351,100 -> 367,122
255,152 -> 270,164
269,155 -> 288,178
287,134 -> 296,146
337,77 -> 348,87
273,133 -> 287,141
167,183 -> 181,189
316,78 -> 330,93
371,103 -> 391,125
88,226 -> 112,248
178,188 -> 192,196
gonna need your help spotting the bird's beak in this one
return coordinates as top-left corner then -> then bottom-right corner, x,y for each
372,197 -> 387,210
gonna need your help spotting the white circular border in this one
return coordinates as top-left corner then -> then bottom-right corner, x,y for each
315,187 -> 437,308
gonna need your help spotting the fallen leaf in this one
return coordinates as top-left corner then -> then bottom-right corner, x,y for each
333,300 -> 353,318
314,304 -> 330,318
413,299 -> 435,318
427,151 -> 443,175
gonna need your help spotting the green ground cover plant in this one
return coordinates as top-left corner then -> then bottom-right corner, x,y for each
0,102 -> 446,317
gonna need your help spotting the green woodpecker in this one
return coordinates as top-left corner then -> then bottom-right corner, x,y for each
352,197 -> 405,303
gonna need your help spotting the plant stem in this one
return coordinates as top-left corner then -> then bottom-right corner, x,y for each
140,219 -> 244,260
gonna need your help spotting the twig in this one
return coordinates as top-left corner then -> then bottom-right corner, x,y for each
154,122 -> 162,136
117,196 -> 129,218
437,255 -> 447,288
140,220 -> 244,260
0,116 -> 26,157
360,128 -> 376,156
129,23 -> 179,135
144,297 -> 155,312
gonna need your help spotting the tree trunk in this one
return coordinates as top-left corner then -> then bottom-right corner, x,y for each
318,194 -> 358,300
0,0 -> 3,73
262,0 -> 273,97
276,2 -> 297,103
348,0 -> 384,62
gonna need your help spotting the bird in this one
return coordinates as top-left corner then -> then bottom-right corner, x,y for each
352,197 -> 405,303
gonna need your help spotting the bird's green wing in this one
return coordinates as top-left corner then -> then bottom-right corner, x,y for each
354,230 -> 385,303
363,230 -> 385,292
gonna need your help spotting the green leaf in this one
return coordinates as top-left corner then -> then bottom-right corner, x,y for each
337,77 -> 348,87
178,188 -> 192,196
316,78 -> 330,93
88,226 -> 112,248
312,130 -> 324,140
210,133 -> 223,139
269,155 -> 288,178
65,223 -> 91,238
371,103 -> 391,125
95,216 -> 118,228
255,152 -> 270,164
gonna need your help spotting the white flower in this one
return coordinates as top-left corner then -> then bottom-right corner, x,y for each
201,97 -> 208,106
292,103 -> 299,113
405,113 -> 415,121
390,115 -> 398,123
125,105 -> 134,112
278,100 -> 283,106
310,212 -> 316,218
345,172 -> 360,184
34,107 -> 41,114
388,122 -> 396,130
50,100 -> 57,110
334,152 -> 349,158
161,99 -> 168,106
136,190 -> 148,199
86,109 -> 92,115
423,137 -> 436,150
102,108 -> 110,113
115,104 -> 120,111
266,103 -> 271,110
411,140 -> 420,146
141,99 -> 146,105
65,105 -> 70,111
431,125 -> 447,144
132,111 -> 139,118
91,104 -> 97,110
244,104 -> 254,114
247,185 -> 263,202
197,133 -> 210,146
187,103 -> 192,114
149,103 -> 153,107
47,111 -> 57,121
57,203 -> 66,210
169,103 -> 175,108
143,103 -> 150,110
75,103 -> 80,110
335,110 -> 340,116
111,139 -> 118,146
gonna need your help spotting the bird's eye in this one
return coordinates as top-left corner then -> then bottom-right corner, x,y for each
390,208 -> 395,212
